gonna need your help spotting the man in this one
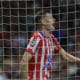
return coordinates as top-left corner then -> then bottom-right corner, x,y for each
21,10 -> 80,80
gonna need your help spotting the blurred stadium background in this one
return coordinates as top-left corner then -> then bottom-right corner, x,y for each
0,0 -> 80,80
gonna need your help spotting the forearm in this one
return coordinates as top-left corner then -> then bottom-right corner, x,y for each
20,57 -> 28,79
63,53 -> 80,62
66,53 -> 80,62
20,52 -> 32,79
60,49 -> 80,62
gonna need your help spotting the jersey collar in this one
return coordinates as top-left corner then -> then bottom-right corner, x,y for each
38,31 -> 50,38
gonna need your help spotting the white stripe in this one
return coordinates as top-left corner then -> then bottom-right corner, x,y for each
40,37 -> 45,80
38,32 -> 43,38
47,69 -> 50,79
27,37 -> 34,48
44,39 -> 49,79
33,47 -> 39,80
50,37 -> 54,72
32,37 -> 40,52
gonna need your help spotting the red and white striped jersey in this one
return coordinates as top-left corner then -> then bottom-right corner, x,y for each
25,31 -> 62,80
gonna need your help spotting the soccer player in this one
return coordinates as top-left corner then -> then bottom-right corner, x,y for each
21,10 -> 80,80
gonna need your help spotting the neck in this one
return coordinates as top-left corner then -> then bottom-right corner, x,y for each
41,28 -> 50,37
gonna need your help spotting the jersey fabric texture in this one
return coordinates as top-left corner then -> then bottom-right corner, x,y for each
25,31 -> 62,80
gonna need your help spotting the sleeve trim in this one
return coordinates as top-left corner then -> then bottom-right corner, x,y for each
25,49 -> 34,56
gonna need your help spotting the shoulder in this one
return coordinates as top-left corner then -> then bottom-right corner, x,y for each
50,33 -> 59,43
32,32 -> 41,39
33,32 -> 39,36
50,33 -> 55,38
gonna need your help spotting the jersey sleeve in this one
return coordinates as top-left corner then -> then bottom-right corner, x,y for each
25,32 -> 41,56
51,34 -> 62,51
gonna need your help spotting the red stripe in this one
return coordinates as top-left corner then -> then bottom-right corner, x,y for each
53,49 -> 59,54
25,49 -> 34,56
36,33 -> 43,80
44,38 -> 48,67
51,34 -> 62,51
43,75 -> 48,80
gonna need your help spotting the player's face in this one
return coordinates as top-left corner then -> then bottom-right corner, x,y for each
42,13 -> 56,32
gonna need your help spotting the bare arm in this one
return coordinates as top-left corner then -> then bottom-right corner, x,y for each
60,48 -> 80,63
20,52 -> 32,79
51,34 -> 80,63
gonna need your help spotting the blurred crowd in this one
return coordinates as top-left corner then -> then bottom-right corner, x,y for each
0,0 -> 80,80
